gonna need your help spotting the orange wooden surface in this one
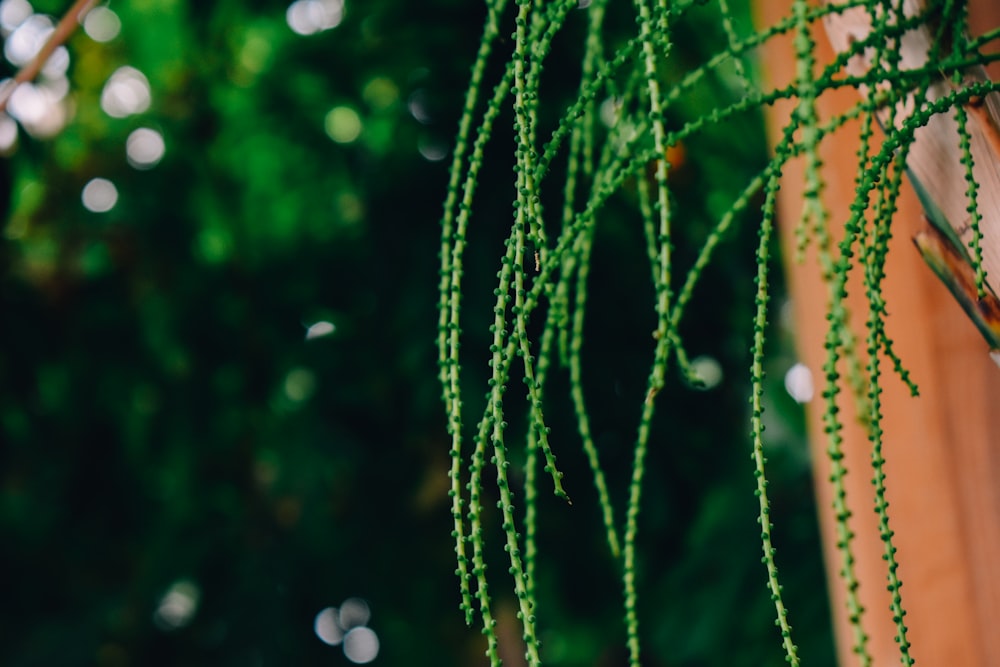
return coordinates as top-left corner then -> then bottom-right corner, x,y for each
755,3 -> 1000,665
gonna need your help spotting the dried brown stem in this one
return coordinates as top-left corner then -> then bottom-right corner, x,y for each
0,0 -> 97,113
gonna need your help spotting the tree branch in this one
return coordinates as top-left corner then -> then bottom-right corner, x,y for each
0,0 -> 98,113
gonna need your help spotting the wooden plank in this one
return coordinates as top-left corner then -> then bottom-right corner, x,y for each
754,2 -> 1000,664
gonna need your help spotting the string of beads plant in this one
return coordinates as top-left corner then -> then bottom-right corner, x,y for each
437,0 -> 1000,664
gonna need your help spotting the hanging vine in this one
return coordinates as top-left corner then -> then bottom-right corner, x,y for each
438,0 -> 1000,664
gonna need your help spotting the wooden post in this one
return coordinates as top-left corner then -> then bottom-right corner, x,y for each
755,2 -> 1000,665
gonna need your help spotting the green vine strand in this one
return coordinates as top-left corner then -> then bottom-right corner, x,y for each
437,0 -> 1000,663
949,2 -> 989,300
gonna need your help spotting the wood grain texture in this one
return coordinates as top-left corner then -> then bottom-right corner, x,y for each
822,0 -> 1000,297
754,2 -> 1000,664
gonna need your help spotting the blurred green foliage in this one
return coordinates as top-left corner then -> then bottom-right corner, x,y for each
0,1 -> 833,665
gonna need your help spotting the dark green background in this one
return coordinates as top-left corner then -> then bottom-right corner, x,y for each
0,1 -> 834,665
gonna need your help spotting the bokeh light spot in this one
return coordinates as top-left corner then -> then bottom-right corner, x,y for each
305,320 -> 336,340
338,597 -> 371,630
7,81 -> 46,122
6,77 -> 69,138
599,97 -> 620,127
325,106 -> 362,144
153,580 -> 200,631
41,46 -> 69,79
689,355 -> 723,390
0,0 -> 32,34
314,607 -> 344,646
0,111 -> 17,152
406,89 -> 431,124
361,76 -> 398,110
336,192 -> 364,226
284,367 -> 316,402
126,127 -> 165,169
238,30 -> 273,76
784,362 -> 814,404
81,178 -> 118,213
417,136 -> 447,162
4,13 -> 52,66
343,627 -> 379,664
101,66 -> 151,118
83,6 -> 121,43
286,0 -> 344,36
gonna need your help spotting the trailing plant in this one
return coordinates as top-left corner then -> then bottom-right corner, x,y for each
437,0 -> 1000,664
